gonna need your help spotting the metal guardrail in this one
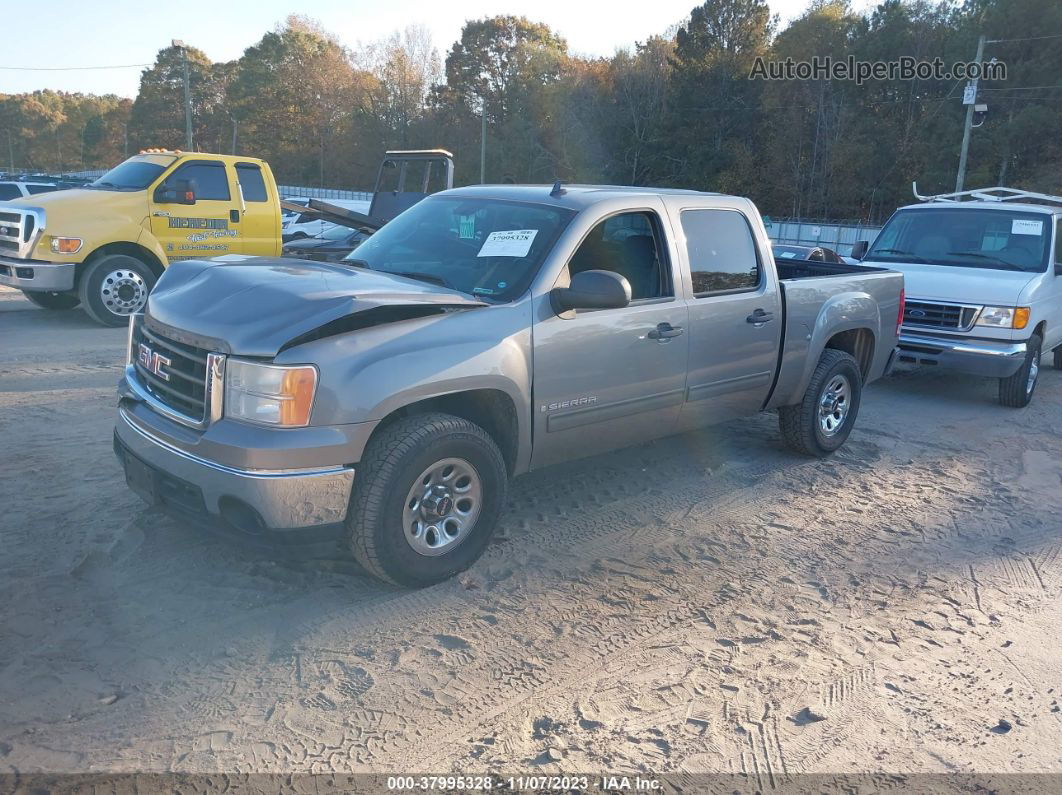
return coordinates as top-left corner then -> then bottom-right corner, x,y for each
278,186 -> 372,201
766,218 -> 882,257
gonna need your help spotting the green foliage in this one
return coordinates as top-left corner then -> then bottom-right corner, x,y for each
2,0 -> 1060,222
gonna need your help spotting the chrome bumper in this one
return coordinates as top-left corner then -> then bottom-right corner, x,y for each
115,406 -> 355,533
0,257 -> 76,292
897,332 -> 1027,378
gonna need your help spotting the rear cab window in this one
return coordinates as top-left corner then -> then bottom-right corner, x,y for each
681,209 -> 761,295
235,163 -> 269,202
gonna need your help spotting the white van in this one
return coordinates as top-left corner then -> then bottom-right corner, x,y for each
855,186 -> 1061,407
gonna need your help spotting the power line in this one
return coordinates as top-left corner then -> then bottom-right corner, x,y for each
0,63 -> 151,71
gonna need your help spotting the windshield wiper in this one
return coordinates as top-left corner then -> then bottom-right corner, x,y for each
869,248 -> 915,256
945,252 -> 1024,270
387,270 -> 458,290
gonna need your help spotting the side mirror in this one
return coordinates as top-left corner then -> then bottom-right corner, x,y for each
851,240 -> 869,260
551,269 -> 631,313
154,178 -> 196,205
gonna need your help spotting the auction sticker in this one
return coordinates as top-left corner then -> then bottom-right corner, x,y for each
1011,219 -> 1043,236
478,229 -> 538,257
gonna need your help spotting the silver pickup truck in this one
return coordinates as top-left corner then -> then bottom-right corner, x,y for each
113,185 -> 903,586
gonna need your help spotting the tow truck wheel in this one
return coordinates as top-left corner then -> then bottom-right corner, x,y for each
22,290 -> 80,310
346,412 -> 507,587
78,254 -> 157,327
779,348 -> 863,457
999,334 -> 1041,408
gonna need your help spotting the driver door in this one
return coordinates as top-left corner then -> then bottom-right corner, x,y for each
150,160 -> 242,261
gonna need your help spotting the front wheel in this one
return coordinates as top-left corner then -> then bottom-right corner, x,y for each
22,290 -> 80,310
346,413 -> 508,587
779,348 -> 863,457
78,254 -> 156,327
999,334 -> 1041,408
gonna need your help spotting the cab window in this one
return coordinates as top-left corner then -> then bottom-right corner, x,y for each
0,184 -> 21,200
567,211 -> 671,301
1056,219 -> 1062,267
682,209 -> 761,295
236,163 -> 268,202
164,162 -> 231,201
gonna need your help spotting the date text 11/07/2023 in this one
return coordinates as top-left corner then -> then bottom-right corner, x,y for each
385,775 -> 662,791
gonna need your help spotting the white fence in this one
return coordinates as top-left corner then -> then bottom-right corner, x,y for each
766,219 -> 882,257
278,186 -> 372,201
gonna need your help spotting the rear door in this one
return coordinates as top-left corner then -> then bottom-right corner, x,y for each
531,204 -> 689,469
235,162 -> 280,256
676,205 -> 783,428
149,160 -> 242,260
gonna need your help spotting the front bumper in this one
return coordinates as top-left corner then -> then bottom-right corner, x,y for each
114,405 -> 355,544
897,332 -> 1027,378
0,257 -> 76,292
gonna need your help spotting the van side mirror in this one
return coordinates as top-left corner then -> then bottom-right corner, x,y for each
154,178 -> 196,205
551,269 -> 631,313
851,240 -> 869,260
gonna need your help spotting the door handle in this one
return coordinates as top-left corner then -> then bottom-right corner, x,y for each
746,309 -> 774,324
229,209 -> 241,224
648,322 -> 684,340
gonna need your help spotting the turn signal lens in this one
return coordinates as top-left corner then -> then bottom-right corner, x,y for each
50,237 -> 82,254
1014,307 -> 1031,330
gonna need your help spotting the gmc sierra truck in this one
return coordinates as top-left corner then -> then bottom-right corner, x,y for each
113,185 -> 903,587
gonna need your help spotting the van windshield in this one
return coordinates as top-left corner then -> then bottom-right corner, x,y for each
343,196 -> 576,301
88,155 -> 176,191
867,208 -> 1050,272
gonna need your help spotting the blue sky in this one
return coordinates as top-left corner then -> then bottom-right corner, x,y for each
3,0 -> 872,98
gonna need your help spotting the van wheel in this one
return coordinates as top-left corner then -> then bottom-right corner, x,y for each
779,349 -> 863,457
78,254 -> 156,327
999,334 -> 1041,408
347,413 -> 507,587
22,290 -> 80,310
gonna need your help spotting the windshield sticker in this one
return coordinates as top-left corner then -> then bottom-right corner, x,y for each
459,215 -> 476,239
478,229 -> 538,258
472,286 -> 496,295
1012,219 -> 1043,236
778,251 -> 796,258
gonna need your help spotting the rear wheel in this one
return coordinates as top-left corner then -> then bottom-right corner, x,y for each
78,254 -> 156,327
22,290 -> 80,310
346,413 -> 508,587
779,348 -> 863,457
999,334 -> 1041,408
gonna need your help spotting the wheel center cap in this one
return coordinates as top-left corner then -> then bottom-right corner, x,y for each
421,486 -> 453,518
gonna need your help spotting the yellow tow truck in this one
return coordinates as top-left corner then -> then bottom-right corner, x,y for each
0,149 -> 281,326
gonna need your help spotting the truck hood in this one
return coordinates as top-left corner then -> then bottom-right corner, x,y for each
866,261 -> 1039,305
144,255 -> 487,357
10,188 -> 148,234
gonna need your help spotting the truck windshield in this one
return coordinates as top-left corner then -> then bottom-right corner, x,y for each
343,196 -> 576,300
88,156 -> 174,191
867,208 -> 1050,273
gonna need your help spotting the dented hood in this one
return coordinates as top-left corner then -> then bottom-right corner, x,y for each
144,255 -> 486,357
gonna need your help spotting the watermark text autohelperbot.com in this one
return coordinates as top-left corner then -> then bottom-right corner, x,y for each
749,55 -> 1006,84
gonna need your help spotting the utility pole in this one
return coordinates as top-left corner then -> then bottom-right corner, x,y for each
955,34 -> 986,193
230,116 -> 238,155
173,40 -> 194,151
122,123 -> 128,158
479,97 -> 487,185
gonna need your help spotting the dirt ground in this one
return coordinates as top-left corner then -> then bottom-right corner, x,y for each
2,285 -> 1061,786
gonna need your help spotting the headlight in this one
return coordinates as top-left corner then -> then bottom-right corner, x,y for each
976,306 -> 1030,330
50,236 -> 82,254
224,359 -> 317,427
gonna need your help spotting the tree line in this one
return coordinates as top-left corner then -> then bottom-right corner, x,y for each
2,0 -> 1060,222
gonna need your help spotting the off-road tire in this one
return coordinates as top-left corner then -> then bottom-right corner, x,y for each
347,412 -> 507,587
78,254 -> 156,327
22,290 -> 80,310
779,348 -> 863,457
999,334 -> 1041,408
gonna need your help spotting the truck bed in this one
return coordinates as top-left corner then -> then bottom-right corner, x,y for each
766,258 -> 904,411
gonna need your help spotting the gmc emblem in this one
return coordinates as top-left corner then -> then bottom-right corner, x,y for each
138,343 -> 172,381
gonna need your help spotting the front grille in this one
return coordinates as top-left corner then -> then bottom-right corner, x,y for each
903,300 -> 979,330
132,320 -> 210,422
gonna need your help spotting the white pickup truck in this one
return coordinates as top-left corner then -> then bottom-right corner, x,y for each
854,186 -> 1062,407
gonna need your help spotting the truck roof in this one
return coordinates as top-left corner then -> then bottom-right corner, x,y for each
441,184 -> 731,211
136,149 -> 268,166
899,200 -> 1061,216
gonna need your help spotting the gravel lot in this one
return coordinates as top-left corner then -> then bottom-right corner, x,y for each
2,285 -> 1061,784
